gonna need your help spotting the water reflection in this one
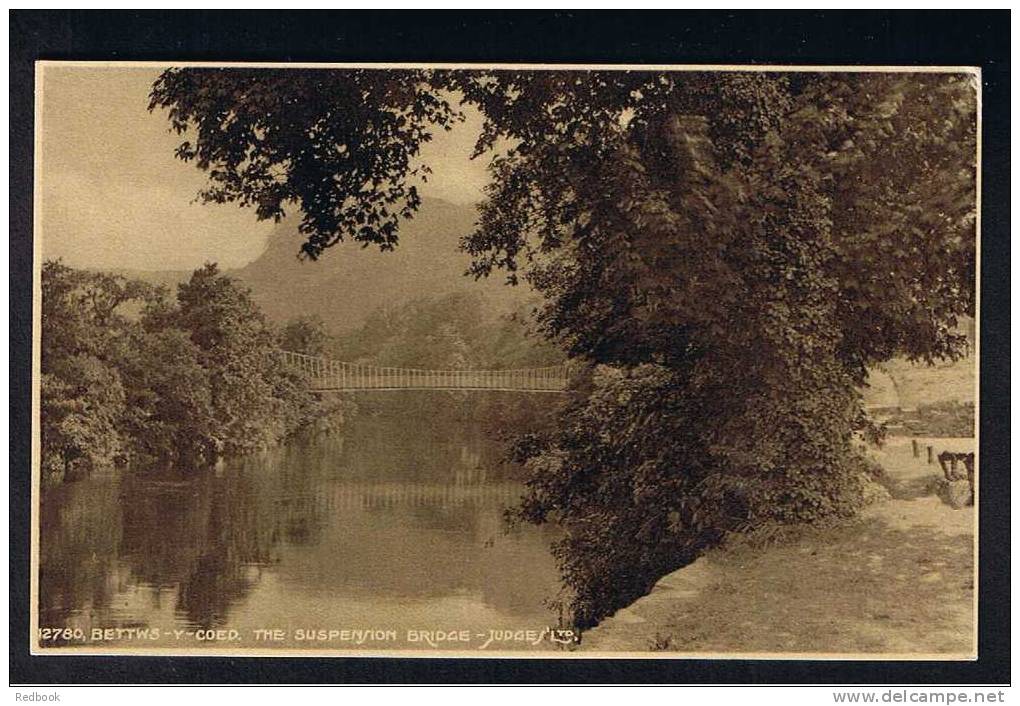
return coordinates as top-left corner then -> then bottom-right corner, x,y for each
38,407 -> 562,650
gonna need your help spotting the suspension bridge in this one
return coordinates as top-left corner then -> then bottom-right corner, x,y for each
279,350 -> 571,392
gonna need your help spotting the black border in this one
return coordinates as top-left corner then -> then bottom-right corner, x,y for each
10,10 -> 1010,685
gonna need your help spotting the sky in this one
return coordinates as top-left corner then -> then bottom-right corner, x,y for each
38,65 -> 491,270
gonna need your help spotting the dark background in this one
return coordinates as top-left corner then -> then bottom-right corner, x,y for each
10,10 -> 1010,685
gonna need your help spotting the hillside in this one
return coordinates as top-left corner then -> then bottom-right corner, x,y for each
879,355 -> 976,408
112,199 -> 532,334
863,333 -> 976,412
232,199 -> 529,333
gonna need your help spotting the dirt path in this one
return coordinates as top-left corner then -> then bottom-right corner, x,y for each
580,438 -> 975,656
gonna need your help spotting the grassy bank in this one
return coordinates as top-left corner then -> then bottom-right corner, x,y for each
580,438 -> 975,656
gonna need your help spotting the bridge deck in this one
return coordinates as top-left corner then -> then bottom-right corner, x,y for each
309,385 -> 568,392
279,350 -> 571,392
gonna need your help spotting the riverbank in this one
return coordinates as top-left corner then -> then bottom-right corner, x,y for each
580,437 -> 976,656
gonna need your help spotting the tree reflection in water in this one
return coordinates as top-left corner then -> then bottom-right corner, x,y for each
38,406 -> 562,645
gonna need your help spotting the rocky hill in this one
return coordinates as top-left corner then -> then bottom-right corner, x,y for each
114,199 -> 531,334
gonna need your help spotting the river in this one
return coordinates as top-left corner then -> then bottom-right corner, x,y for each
37,400 -> 566,653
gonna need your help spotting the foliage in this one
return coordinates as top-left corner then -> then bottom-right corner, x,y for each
116,327 -> 216,464
886,401 -> 976,438
40,358 -> 126,483
334,291 -> 561,369
279,315 -> 332,356
151,69 -> 978,625
477,72 -> 977,624
149,69 -> 461,260
174,263 -> 290,454
333,291 -> 564,433
334,291 -> 484,370
40,261 -> 345,484
40,261 -> 158,483
41,260 -> 159,362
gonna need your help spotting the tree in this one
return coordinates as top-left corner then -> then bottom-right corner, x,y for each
41,260 -> 158,364
117,326 -> 216,465
149,69 -> 461,259
151,69 -> 977,624
40,261 -> 345,482
40,356 -> 126,483
279,315 -> 332,356
173,264 -> 347,451
40,261 -> 158,482
174,263 -> 289,453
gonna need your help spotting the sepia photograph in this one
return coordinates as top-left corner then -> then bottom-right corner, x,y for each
26,59 -> 984,662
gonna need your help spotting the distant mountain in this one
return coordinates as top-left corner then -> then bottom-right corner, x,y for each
231,199 -> 530,333
111,199 -> 530,334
